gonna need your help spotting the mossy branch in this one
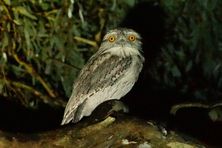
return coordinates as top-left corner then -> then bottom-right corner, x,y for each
0,116 -> 205,147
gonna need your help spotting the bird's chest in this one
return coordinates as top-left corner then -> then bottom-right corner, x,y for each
107,56 -> 142,97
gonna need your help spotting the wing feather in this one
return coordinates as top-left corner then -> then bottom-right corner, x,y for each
61,52 -> 132,125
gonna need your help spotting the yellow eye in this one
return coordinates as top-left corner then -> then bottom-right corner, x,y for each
108,35 -> 115,42
128,35 -> 136,41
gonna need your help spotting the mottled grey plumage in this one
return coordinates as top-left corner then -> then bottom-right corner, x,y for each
61,28 -> 144,125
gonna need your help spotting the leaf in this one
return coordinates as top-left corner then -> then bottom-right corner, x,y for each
13,6 -> 37,20
185,60 -> 193,72
24,20 -> 31,50
0,80 -> 5,94
208,108 -> 222,122
207,0 -> 218,10
2,32 -> 9,49
124,0 -> 135,7
0,52 -> 7,64
3,0 -> 11,5
171,65 -> 181,77
13,19 -> 22,25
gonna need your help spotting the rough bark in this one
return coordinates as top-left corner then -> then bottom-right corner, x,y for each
0,116 -> 205,148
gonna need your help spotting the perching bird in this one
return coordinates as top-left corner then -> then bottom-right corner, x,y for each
61,28 -> 144,125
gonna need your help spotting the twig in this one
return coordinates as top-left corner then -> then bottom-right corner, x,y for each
211,102 -> 222,108
0,78 -> 66,107
47,58 -> 81,70
12,53 -> 56,98
170,102 -> 212,115
74,36 -> 98,48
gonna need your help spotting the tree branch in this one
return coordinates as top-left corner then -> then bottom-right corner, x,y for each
12,53 -> 56,98
0,116 -> 205,147
74,36 -> 98,48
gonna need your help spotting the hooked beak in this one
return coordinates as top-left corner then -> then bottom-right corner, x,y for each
116,38 -> 127,47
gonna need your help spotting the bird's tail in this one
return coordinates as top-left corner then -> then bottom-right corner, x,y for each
61,101 -> 86,125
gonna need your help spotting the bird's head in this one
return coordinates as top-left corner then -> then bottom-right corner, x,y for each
99,28 -> 142,56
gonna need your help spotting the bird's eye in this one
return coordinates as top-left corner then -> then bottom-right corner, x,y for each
128,35 -> 136,41
108,36 -> 116,42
